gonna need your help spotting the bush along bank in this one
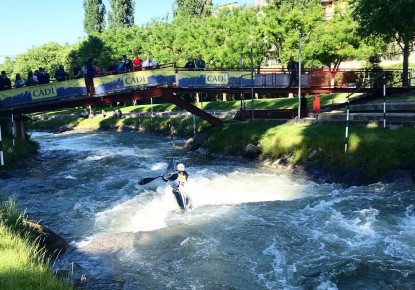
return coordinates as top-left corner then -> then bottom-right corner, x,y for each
28,116 -> 415,186
0,117 -> 39,171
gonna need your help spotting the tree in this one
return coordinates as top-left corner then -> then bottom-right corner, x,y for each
173,0 -> 212,18
83,0 -> 106,34
303,3 -> 380,70
351,0 -> 415,86
108,0 -> 135,29
68,36 -> 112,70
259,1 -> 323,66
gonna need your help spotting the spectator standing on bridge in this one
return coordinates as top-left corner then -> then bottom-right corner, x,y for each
14,74 -> 25,88
85,58 -> 95,95
196,54 -> 205,70
72,61 -> 83,79
184,58 -> 195,70
0,71 -> 12,90
107,59 -> 117,75
94,61 -> 103,77
54,65 -> 69,82
117,58 -> 126,74
37,68 -> 50,85
123,55 -> 133,72
133,54 -> 143,71
26,71 -> 38,86
142,56 -> 154,69
287,56 -> 299,88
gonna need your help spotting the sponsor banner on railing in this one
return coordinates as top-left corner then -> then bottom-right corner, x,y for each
254,73 -> 309,87
0,87 -> 31,107
30,84 -> 58,100
55,79 -> 88,97
0,79 -> 88,107
94,68 -> 176,94
177,71 -> 254,87
94,74 -> 124,94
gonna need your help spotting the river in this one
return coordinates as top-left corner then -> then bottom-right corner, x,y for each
1,131 -> 415,290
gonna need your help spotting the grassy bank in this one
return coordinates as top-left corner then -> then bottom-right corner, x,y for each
0,138 -> 39,168
29,113 -> 415,181
201,122 -> 415,180
0,199 -> 72,290
27,95 -> 415,181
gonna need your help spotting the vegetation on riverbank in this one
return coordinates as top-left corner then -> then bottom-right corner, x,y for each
27,97 -> 415,182
0,198 -> 72,290
199,122 -> 415,181
0,117 -> 39,169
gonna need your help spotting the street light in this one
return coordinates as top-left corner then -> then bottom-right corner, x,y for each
250,47 -> 254,121
298,32 -> 305,120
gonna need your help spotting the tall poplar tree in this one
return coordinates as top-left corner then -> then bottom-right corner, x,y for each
83,0 -> 106,34
173,0 -> 212,18
108,0 -> 135,29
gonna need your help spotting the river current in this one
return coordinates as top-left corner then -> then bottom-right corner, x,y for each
1,131 -> 415,290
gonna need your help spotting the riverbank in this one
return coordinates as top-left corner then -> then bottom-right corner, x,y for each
0,199 -> 72,290
26,115 -> 415,186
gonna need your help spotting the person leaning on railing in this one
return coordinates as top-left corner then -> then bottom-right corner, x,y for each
14,73 -> 25,88
0,70 -> 12,90
54,65 -> 69,82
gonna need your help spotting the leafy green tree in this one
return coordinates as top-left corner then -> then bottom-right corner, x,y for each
351,0 -> 415,86
108,0 -> 135,29
259,1 -> 322,66
173,0 -> 212,18
303,3 -> 380,69
68,36 -> 112,70
0,43 -> 71,82
83,0 -> 106,34
99,26 -> 147,61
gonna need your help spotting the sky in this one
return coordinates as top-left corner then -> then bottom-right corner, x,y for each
0,0 -> 252,64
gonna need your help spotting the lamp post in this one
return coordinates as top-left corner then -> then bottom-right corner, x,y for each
250,47 -> 254,120
298,32 -> 305,120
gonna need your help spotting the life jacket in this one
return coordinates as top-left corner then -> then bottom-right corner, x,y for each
177,173 -> 187,185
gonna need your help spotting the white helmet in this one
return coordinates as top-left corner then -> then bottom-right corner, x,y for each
176,163 -> 185,171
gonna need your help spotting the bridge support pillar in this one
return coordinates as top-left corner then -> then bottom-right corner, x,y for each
14,115 -> 26,140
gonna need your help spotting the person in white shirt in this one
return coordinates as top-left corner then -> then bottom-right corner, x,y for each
142,55 -> 155,69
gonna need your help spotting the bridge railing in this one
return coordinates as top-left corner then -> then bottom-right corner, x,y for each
0,67 -> 409,109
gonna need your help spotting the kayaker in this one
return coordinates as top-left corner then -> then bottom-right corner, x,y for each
162,163 -> 192,211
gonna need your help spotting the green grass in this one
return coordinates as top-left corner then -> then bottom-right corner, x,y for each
202,122 -> 415,180
0,198 -> 73,290
30,93 -> 353,117
26,92 -> 415,181
1,138 -> 39,169
29,92 -> 415,119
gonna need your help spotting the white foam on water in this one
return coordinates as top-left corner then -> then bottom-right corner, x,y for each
92,187 -> 178,234
83,169 -> 309,242
186,171 -> 306,208
255,238 -> 289,289
383,205 -> 415,262
64,175 -> 77,179
150,162 -> 168,171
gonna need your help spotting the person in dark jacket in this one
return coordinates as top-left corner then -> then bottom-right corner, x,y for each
85,58 -> 95,95
287,56 -> 299,88
0,71 -> 12,90
37,67 -> 50,85
54,65 -> 69,82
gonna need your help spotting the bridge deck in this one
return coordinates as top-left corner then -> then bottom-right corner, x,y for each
0,66 -> 413,126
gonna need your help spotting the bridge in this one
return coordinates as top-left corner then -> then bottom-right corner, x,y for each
0,65 -> 413,139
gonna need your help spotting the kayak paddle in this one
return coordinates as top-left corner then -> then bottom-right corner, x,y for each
138,176 -> 162,185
